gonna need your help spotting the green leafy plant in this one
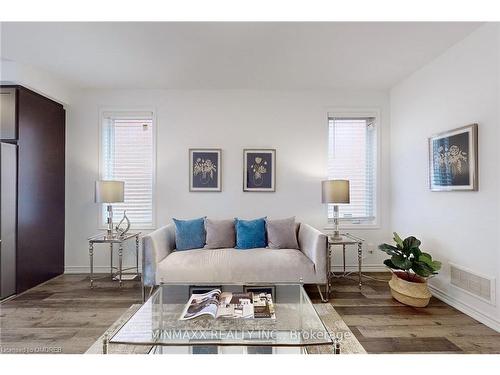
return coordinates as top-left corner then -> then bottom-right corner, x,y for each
379,232 -> 441,281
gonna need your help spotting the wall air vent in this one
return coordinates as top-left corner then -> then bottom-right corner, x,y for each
450,263 -> 495,305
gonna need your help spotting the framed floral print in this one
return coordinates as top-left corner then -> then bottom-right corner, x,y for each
428,124 -> 478,191
243,149 -> 276,192
189,148 -> 222,192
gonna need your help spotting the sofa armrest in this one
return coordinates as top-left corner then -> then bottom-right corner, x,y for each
142,224 -> 175,286
298,223 -> 327,281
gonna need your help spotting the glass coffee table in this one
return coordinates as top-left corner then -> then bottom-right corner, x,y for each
105,283 -> 338,354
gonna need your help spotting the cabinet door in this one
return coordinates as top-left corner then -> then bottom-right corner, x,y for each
16,88 -> 65,293
1,143 -> 17,299
0,88 -> 17,140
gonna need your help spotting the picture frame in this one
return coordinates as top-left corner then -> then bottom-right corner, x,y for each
189,148 -> 222,192
428,124 -> 478,191
243,149 -> 276,192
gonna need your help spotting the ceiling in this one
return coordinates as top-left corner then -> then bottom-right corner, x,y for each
0,22 -> 481,90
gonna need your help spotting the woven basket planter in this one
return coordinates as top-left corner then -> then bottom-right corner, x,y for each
388,272 -> 431,307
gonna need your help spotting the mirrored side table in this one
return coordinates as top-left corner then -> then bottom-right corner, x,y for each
87,232 -> 141,288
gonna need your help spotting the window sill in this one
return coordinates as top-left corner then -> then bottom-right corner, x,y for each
324,223 -> 380,231
342,224 -> 380,230
98,226 -> 156,232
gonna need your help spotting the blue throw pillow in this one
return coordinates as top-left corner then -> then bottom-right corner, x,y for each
235,217 -> 267,249
173,217 -> 206,250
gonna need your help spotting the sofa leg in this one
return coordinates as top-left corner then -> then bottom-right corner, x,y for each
317,284 -> 329,303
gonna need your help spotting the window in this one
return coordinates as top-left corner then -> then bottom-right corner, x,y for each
100,111 -> 155,229
327,114 -> 377,224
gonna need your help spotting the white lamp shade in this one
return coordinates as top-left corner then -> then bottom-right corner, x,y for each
95,180 -> 125,203
321,180 -> 350,204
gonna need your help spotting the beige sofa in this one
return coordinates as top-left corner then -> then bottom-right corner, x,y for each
142,222 -> 328,300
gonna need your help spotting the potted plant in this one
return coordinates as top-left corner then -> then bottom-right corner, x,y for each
379,232 -> 441,307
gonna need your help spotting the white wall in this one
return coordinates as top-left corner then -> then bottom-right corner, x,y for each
390,24 -> 500,330
66,89 -> 391,273
0,59 -> 74,105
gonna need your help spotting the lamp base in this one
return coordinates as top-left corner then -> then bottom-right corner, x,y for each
330,231 -> 343,241
106,204 -> 114,238
331,205 -> 342,241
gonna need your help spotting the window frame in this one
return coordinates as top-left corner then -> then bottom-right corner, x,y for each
325,108 -> 381,230
98,108 -> 157,231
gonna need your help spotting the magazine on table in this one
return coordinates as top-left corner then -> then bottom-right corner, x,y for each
252,292 -> 276,319
179,289 -> 276,320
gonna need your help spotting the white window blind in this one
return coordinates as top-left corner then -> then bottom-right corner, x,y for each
101,112 -> 155,228
327,116 -> 376,222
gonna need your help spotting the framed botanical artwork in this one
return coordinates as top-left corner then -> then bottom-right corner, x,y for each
428,124 -> 478,191
243,149 -> 276,192
189,148 -> 222,192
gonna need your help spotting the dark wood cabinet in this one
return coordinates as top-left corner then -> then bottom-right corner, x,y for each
1,85 -> 65,294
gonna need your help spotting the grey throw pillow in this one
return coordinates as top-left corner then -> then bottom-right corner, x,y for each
205,219 -> 236,249
266,217 -> 299,249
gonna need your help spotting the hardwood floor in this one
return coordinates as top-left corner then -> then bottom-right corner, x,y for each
0,274 -> 142,354
1,273 -> 499,354
307,274 -> 500,353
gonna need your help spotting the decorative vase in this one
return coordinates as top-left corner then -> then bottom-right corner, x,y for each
252,174 -> 263,186
388,272 -> 431,307
200,173 -> 210,185
115,210 -> 131,237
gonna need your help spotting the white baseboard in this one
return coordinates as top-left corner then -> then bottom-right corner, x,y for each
65,266 -> 142,274
429,284 -> 500,333
66,264 -> 386,274
331,264 -> 388,272
66,264 -> 387,274
65,266 -> 105,274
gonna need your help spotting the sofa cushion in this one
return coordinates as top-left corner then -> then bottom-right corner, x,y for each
235,217 -> 267,249
172,217 -> 206,250
156,248 -> 317,284
266,217 -> 299,249
205,218 -> 236,249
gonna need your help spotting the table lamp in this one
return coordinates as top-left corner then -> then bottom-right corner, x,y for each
95,180 -> 124,237
322,179 -> 350,240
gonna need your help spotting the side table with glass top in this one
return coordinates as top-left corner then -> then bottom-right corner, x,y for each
327,233 -> 364,294
87,232 -> 141,288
